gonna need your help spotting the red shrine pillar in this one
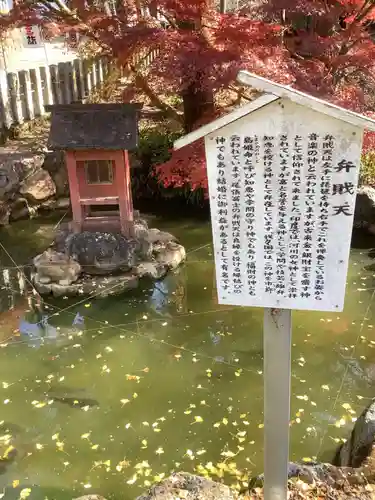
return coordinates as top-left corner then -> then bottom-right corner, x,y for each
117,150 -> 134,237
66,151 -> 83,232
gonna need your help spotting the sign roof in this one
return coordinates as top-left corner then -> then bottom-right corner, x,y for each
46,103 -> 142,151
174,71 -> 375,150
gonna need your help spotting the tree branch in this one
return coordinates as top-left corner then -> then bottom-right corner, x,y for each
129,63 -> 183,124
156,8 -> 178,29
355,0 -> 375,22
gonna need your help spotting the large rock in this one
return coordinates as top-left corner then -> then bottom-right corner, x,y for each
0,200 -> 10,226
33,218 -> 186,298
137,472 -> 237,500
65,231 -> 138,275
42,151 -> 65,174
156,242 -> 186,269
334,398 -> 375,468
9,198 -> 31,221
33,249 -> 81,285
42,151 -> 69,196
19,169 -> 56,203
146,228 -> 178,244
51,167 -> 69,196
135,261 -> 168,280
354,186 -> 375,233
0,162 -> 19,199
33,272 -> 139,298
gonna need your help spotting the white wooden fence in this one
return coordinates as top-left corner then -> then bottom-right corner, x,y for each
0,56 -> 113,129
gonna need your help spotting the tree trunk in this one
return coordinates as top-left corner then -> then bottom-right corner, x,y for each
182,79 -> 214,133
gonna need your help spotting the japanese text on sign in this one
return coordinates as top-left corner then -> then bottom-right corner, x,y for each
22,26 -> 43,48
207,124 -> 361,312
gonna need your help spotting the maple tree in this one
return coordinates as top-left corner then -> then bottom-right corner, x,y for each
1,0 -> 375,192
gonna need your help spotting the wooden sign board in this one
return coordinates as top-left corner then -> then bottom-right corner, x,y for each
204,97 -> 363,312
21,26 -> 44,48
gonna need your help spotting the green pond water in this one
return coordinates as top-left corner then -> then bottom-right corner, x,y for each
0,214 -> 375,499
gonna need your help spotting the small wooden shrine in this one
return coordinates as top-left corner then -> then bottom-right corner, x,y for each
46,103 -> 140,237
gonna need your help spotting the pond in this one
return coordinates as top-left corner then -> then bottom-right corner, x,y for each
0,214 -> 375,500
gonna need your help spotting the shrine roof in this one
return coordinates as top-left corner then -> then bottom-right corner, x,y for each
174,71 -> 375,150
46,103 -> 142,151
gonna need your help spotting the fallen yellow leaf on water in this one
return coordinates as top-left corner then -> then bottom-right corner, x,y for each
20,488 -> 32,499
81,433 -> 91,439
197,449 -> 206,455
84,303 -> 91,308
213,422 -> 220,428
155,447 -> 164,455
35,443 -> 44,450
302,457 -> 312,462
133,393 -> 138,399
153,473 -> 165,482
342,403 -> 352,410
91,444 -> 99,450
221,450 -> 236,458
141,439 -> 148,447
56,441 -> 64,451
142,367 -> 150,373
52,433 -> 59,441
2,445 -> 15,459
121,399 -> 130,406
12,480 -> 19,488
321,385 -> 330,391
222,418 -> 228,425
296,395 -> 309,401
194,416 -> 203,423
258,424 -> 264,429
2,382 -> 9,389
334,418 -> 346,428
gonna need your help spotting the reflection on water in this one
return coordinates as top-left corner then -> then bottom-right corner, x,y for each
0,218 -> 375,499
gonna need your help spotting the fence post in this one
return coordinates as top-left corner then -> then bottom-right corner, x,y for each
30,67 -> 44,117
58,62 -> 69,104
71,60 -> 79,102
8,72 -> 23,124
97,58 -> 104,85
0,68 -> 12,128
63,61 -> 73,103
20,70 -> 34,120
74,59 -> 85,102
90,59 -> 97,89
102,57 -> 108,78
50,65 -> 63,104
41,65 -> 54,106
83,59 -> 92,97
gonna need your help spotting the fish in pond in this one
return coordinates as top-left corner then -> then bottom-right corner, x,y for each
50,396 -> 99,408
0,421 -> 23,435
0,445 -> 18,475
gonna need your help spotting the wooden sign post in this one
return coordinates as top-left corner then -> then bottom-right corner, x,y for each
174,72 -> 375,500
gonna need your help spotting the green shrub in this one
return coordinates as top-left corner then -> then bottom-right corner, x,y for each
137,127 -> 182,168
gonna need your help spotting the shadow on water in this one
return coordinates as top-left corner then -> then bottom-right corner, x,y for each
1,218 -> 375,498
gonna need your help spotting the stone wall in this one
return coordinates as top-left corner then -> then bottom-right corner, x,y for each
0,151 -> 69,225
